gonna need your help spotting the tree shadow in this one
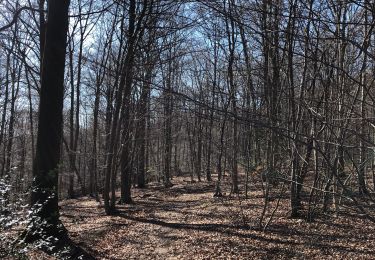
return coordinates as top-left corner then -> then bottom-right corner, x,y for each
13,231 -> 96,260
54,236 -> 96,260
60,178 -> 375,258
114,211 -> 375,256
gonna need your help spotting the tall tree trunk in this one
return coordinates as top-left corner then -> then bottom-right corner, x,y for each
163,50 -> 174,188
0,45 -> 12,177
164,88 -> 173,187
5,66 -> 21,176
25,0 -> 70,241
225,0 -> 239,194
137,67 -> 152,188
358,5 -> 369,195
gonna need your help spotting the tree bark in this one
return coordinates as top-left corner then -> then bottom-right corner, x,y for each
25,0 -> 70,241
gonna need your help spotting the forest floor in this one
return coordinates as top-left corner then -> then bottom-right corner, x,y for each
4,174 -> 375,259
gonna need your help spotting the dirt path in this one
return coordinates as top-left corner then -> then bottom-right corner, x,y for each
60,177 -> 375,259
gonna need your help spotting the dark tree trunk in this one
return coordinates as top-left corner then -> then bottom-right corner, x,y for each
163,53 -> 174,188
225,0 -> 238,194
68,38 -> 76,199
118,0 -> 139,205
25,0 -> 70,241
137,72 -> 152,188
195,114 -> 202,182
0,47 -> 12,177
164,89 -> 173,187
5,66 -> 20,176
89,76 -> 101,198
119,119 -> 133,204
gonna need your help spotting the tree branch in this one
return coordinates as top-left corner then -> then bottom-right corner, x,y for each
0,6 -> 42,32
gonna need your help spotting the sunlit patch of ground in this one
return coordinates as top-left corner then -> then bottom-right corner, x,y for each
58,175 -> 375,260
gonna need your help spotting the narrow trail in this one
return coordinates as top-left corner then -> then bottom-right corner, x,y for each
60,177 -> 375,259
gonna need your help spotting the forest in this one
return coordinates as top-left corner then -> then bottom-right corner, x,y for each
1,0 -> 375,259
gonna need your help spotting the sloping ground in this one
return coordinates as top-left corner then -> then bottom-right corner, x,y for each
58,176 -> 375,260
